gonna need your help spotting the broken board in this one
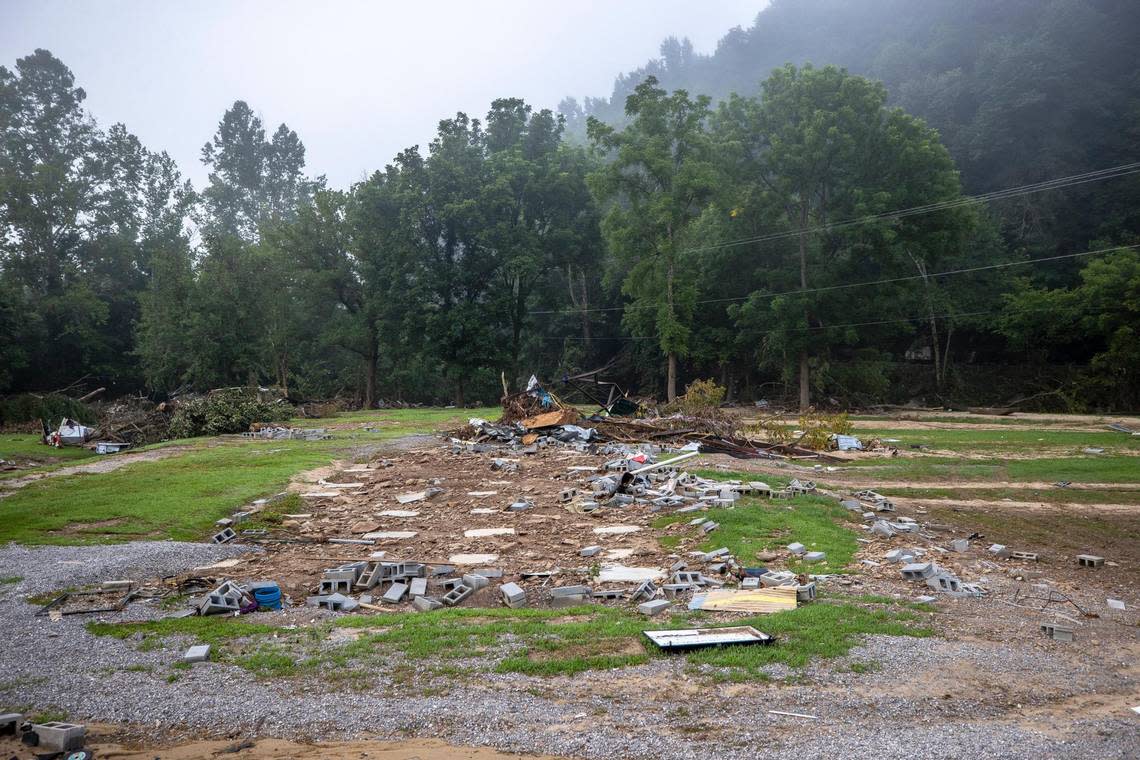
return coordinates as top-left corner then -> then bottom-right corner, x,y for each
644,626 -> 774,651
688,586 -> 798,614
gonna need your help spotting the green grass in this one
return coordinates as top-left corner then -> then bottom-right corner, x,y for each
853,426 -> 1140,454
656,473 -> 859,574
88,599 -> 929,682
876,485 -> 1140,504
841,455 -> 1140,483
0,433 -> 98,462
0,407 -> 494,545
0,576 -> 21,585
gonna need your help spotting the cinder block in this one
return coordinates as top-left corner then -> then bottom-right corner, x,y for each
787,542 -> 806,555
871,520 -> 898,538
500,582 -> 526,608
412,595 -> 443,612
631,579 -> 657,602
592,589 -> 625,600
183,644 -> 210,663
1011,551 -> 1039,561
0,713 -> 24,734
32,722 -> 86,752
950,539 -> 969,552
441,584 -> 473,606
638,599 -> 671,616
1077,554 -> 1104,568
803,551 -> 826,563
215,517 -> 233,527
989,544 -> 1010,557
211,527 -> 236,544
701,521 -> 719,533
796,582 -> 817,602
927,574 -> 962,593
580,545 -> 602,557
550,593 -> 589,608
472,567 -> 503,578
559,488 -> 577,503
741,577 -> 760,589
550,585 -> 592,597
408,578 -> 428,597
901,562 -> 938,580
428,564 -> 456,577
382,582 -> 409,603
1041,622 -> 1074,642
462,573 -> 490,590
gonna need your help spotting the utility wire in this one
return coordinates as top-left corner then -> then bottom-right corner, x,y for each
529,161 -> 1140,317
531,242 -> 1139,317
532,299 -> 1121,342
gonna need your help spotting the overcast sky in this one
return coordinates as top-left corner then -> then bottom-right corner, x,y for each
2,1 -> 764,189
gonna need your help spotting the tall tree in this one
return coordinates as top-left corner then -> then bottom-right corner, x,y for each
587,76 -> 720,401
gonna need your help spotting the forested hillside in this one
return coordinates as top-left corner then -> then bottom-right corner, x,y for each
2,0 -> 1138,411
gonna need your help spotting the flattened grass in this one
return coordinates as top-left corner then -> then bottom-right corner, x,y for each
89,598 -> 930,682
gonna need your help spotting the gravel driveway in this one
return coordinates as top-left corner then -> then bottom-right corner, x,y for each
0,542 -> 1136,759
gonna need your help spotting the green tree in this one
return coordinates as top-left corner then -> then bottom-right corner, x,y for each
587,76 -> 720,401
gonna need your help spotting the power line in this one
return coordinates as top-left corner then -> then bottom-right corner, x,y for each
529,160 -> 1140,317
532,299 -> 1121,343
531,242 -> 1139,317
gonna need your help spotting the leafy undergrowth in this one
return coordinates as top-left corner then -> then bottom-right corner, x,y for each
87,598 -> 930,684
657,470 -> 859,574
0,407 -> 496,545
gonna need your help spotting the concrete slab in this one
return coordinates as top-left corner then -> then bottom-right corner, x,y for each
464,527 -> 515,538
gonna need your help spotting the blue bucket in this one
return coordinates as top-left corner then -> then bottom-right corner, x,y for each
253,585 -> 282,611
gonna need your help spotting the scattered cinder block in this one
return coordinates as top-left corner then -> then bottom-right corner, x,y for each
701,521 -> 719,533
592,589 -> 625,600
441,584 -> 473,606
1077,554 -> 1104,568
1041,622 -> 1074,642
803,551 -> 826,563
550,585 -> 592,598
741,577 -> 760,589
382,582 -> 409,604
211,527 -> 236,544
795,582 -> 817,602
580,545 -> 603,557
412,596 -> 443,612
950,539 -> 969,552
638,599 -> 671,616
989,544 -> 1010,558
559,488 -> 577,503
871,520 -> 898,538
215,517 -> 233,527
901,562 -> 938,581
183,644 -> 211,663
462,574 -> 490,590
408,578 -> 428,597
550,593 -> 589,608
786,542 -> 806,555
0,713 -> 24,735
472,567 -> 503,578
32,722 -> 86,753
500,582 -> 526,608
1011,551 -> 1039,562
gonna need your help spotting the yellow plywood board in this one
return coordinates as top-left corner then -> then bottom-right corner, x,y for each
696,586 -> 798,614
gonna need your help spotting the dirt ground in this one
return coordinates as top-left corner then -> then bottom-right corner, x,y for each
0,734 -> 559,759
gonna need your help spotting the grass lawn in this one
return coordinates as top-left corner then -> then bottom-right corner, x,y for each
88,597 -> 931,682
840,454 -> 1140,484
0,407 -> 497,545
0,433 -> 99,463
657,469 -> 860,574
876,485 -> 1140,504
853,426 -> 1140,454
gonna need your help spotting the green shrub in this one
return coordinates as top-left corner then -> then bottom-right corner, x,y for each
0,394 -> 96,427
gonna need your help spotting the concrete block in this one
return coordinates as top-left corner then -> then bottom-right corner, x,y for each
428,564 -> 456,576
1077,554 -> 1104,567
32,722 -> 86,752
472,567 -> 503,578
500,582 -> 526,608
988,544 -> 1010,557
803,551 -> 826,563
1041,622 -> 1074,642
741,577 -> 760,589
701,521 -> 719,533
0,713 -> 23,735
796,581 -> 817,602
901,562 -> 938,580
592,589 -> 626,600
870,520 -> 898,538
211,527 -> 236,544
232,511 -> 251,524
462,573 -> 490,590
580,545 -> 603,557
412,595 -> 443,611
550,593 -> 589,608
950,539 -> 969,552
704,547 -> 731,560
408,578 -> 428,597
319,577 -> 353,595
509,500 -> 533,512
787,542 -> 806,555
183,644 -> 211,663
671,571 -> 702,587
559,488 -> 577,503
638,599 -> 671,616
382,582 -> 409,603
890,522 -> 920,534
927,574 -> 962,594
215,517 -> 233,527
550,585 -> 592,597
438,577 -> 466,591
1011,551 -> 1039,561
441,584 -> 473,606
631,579 -> 658,601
